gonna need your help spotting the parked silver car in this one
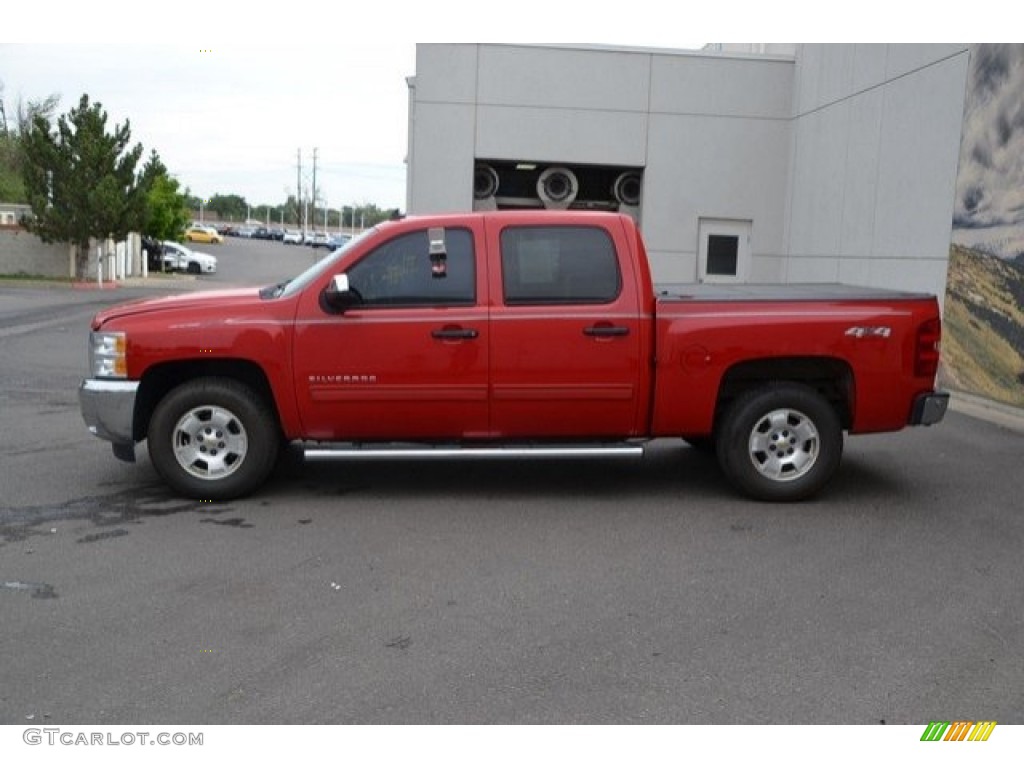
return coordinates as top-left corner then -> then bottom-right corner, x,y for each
161,241 -> 218,274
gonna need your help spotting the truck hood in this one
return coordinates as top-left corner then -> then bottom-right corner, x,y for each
91,287 -> 266,330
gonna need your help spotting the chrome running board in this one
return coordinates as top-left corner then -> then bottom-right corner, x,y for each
303,443 -> 645,461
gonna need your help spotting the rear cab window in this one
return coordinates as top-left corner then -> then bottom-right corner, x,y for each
499,226 -> 621,305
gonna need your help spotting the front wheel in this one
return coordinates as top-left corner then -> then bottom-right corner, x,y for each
147,378 -> 280,500
715,383 -> 843,502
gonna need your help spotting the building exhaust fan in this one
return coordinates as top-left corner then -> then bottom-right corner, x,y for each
473,163 -> 499,211
537,167 -> 579,209
612,172 -> 642,207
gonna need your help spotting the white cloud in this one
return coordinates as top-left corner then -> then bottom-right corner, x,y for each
954,44 -> 1024,229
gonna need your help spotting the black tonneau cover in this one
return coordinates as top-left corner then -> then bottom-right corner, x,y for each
654,282 -> 934,303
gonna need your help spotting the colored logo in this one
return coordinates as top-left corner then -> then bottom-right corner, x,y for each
921,721 -> 997,742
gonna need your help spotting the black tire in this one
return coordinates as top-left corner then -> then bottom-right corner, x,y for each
715,383 -> 843,502
187,262 -> 201,274
147,377 -> 280,500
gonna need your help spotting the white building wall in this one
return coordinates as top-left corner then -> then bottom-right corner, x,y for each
784,44 -> 970,299
408,44 -> 795,283
408,44 -> 971,295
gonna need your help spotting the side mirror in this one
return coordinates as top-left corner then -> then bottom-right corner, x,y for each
323,273 -> 360,313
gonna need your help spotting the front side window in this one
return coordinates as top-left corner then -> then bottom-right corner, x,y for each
500,226 -> 621,305
347,228 -> 475,307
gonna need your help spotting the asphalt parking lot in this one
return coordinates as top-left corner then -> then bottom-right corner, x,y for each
1,237 -> 1023,724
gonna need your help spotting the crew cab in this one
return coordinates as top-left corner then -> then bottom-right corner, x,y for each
79,211 -> 948,502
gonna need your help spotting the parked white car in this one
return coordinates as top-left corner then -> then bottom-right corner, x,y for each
161,241 -> 218,274
282,229 -> 302,245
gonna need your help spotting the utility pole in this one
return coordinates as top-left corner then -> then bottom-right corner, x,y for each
297,148 -> 303,231
311,147 -> 318,231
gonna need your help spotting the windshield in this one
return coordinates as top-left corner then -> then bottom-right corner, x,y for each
268,228 -> 376,299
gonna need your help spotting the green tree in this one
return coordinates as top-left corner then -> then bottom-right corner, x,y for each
139,151 -> 189,241
17,92 -> 61,134
0,88 -> 61,203
0,131 -> 23,201
21,94 -> 145,278
340,203 -> 397,229
207,193 -> 248,222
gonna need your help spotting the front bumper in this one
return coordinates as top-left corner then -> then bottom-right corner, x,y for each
910,391 -> 950,426
79,379 -> 139,461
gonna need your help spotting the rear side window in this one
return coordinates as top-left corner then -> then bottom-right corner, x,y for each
500,226 -> 621,305
347,228 -> 475,307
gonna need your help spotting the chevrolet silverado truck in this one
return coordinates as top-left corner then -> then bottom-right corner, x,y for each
79,211 -> 949,502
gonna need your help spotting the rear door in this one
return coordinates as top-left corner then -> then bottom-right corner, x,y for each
486,219 -> 644,438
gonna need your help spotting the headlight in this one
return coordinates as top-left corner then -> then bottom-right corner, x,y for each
89,331 -> 127,378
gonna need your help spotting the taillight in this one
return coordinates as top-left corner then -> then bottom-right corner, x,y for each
914,317 -> 941,379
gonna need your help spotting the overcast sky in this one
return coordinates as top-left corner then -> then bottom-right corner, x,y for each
2,4 -> 966,216
1,40 -> 713,213
0,2 -> 708,216
1,43 -> 419,212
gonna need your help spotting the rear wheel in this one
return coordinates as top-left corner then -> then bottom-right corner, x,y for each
147,378 -> 280,500
716,383 -> 842,502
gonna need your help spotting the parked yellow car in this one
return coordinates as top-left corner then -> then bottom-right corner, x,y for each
184,226 -> 223,244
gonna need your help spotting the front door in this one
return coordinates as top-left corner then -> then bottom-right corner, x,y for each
292,225 -> 489,441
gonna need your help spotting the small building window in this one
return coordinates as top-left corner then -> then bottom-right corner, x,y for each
698,219 -> 752,283
706,235 -> 739,276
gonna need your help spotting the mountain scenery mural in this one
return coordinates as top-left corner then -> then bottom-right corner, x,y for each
943,44 -> 1024,407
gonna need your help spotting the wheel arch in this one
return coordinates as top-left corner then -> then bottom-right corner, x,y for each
133,358 -> 280,442
714,356 -> 854,433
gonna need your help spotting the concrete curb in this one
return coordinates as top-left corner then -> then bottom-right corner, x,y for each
947,389 -> 1024,434
1,276 -> 197,290
68,276 -> 197,290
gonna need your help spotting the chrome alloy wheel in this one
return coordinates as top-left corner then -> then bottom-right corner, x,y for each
171,405 -> 248,480
747,407 -> 819,483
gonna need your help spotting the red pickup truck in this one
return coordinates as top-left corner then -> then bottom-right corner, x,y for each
79,211 -> 948,502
